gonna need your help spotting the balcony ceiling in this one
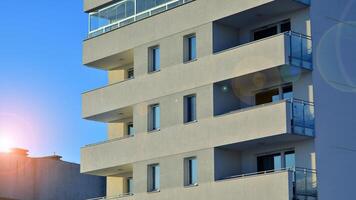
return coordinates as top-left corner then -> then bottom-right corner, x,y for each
218,133 -> 312,152
86,49 -> 134,70
217,0 -> 309,28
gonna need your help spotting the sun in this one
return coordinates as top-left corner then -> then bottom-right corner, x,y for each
0,137 -> 12,153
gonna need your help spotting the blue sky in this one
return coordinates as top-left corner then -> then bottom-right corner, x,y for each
0,1 -> 107,163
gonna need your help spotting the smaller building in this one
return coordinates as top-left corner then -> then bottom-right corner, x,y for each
0,148 -> 106,200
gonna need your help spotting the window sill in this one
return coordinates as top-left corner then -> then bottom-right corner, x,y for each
147,189 -> 160,193
184,183 -> 199,188
148,69 -> 161,74
183,58 -> 197,64
148,128 -> 161,133
184,120 -> 198,125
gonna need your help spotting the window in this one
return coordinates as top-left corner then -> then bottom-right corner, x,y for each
148,164 -> 160,192
285,151 -> 296,169
255,84 -> 293,105
149,46 -> 160,72
184,34 -> 197,62
127,177 -> 133,194
253,20 -> 291,41
184,157 -> 198,186
127,122 -> 134,136
127,68 -> 134,79
282,85 -> 293,100
184,94 -> 197,123
257,153 -> 282,172
148,104 -> 160,131
257,150 -> 295,172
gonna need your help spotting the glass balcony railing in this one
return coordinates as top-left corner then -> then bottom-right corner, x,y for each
294,168 -> 318,199
288,98 -> 315,136
87,193 -> 133,200
218,168 -> 317,200
287,31 -> 313,69
88,0 -> 194,39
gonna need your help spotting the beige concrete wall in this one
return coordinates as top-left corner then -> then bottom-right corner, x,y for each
107,177 -> 124,197
84,0 -> 113,12
108,123 -> 125,140
133,148 -> 214,194
134,23 -> 212,78
83,33 -> 289,119
81,100 -> 293,173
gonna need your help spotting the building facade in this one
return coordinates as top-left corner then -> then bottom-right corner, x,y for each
0,148 -> 106,200
80,0 -> 356,200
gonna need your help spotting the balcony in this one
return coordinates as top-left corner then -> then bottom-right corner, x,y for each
83,0 -> 309,67
83,31 -> 311,121
89,170 -> 298,200
219,168 -> 317,200
87,193 -> 133,200
88,0 -> 195,39
81,98 -> 314,175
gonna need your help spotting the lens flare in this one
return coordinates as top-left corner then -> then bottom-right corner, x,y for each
0,137 -> 12,153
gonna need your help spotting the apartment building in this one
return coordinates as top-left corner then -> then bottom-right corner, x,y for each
80,0 -> 356,200
0,148 -> 105,200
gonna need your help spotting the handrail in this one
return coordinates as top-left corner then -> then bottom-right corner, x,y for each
218,167 -> 316,181
83,134 -> 134,148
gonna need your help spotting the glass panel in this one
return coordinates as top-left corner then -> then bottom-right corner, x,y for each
282,85 -> 293,100
154,165 -> 160,190
185,95 -> 196,123
136,0 -> 170,13
253,26 -> 278,41
127,177 -> 133,193
280,21 -> 291,33
189,36 -> 197,60
285,151 -> 295,169
153,47 -> 160,71
255,89 -> 279,105
190,158 -> 198,184
273,154 -> 282,170
89,0 -> 135,32
257,153 -> 281,171
128,123 -> 134,136
128,68 -> 134,79
152,105 -> 160,130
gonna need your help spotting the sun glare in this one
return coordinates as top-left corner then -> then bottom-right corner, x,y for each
0,137 -> 12,153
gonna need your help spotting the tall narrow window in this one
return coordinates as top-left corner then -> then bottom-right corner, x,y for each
148,104 -> 160,131
148,164 -> 160,192
184,94 -> 197,123
184,157 -> 198,186
184,34 -> 196,62
127,68 -> 134,79
127,122 -> 134,136
149,46 -> 160,72
127,177 -> 133,194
